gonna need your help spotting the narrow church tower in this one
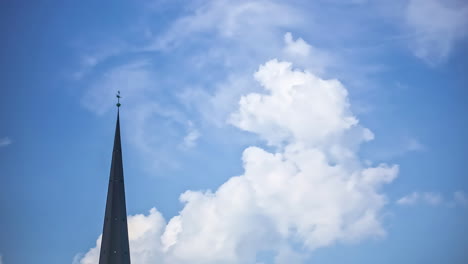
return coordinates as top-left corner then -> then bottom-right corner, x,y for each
99,91 -> 131,264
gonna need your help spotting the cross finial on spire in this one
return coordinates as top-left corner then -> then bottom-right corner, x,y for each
116,91 -> 121,108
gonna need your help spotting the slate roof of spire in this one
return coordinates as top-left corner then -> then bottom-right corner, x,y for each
99,109 -> 131,264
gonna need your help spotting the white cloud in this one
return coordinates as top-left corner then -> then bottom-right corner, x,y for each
0,254 -> 3,264
0,137 -> 12,147
229,59 -> 373,149
405,0 -> 468,63
78,58 -> 398,264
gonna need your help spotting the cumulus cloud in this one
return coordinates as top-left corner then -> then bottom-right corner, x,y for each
230,59 -> 374,149
78,58 -> 398,264
405,0 -> 468,63
0,137 -> 12,147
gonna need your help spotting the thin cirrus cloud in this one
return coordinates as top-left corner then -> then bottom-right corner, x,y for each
78,56 -> 398,263
78,0 -> 323,170
73,0 -> 468,91
0,137 -> 12,148
181,122 -> 201,149
405,0 -> 468,64
397,191 -> 468,207
397,192 -> 443,206
76,0 -> 467,170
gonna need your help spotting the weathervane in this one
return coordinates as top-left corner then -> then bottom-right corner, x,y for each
116,91 -> 121,107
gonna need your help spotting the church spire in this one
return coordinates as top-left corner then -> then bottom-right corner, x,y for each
99,92 -> 131,264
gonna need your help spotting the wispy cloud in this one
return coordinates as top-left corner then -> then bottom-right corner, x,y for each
397,191 -> 442,206
282,32 -> 334,76
397,191 -> 468,207
0,137 -> 12,147
81,60 -> 154,115
406,138 -> 425,152
181,121 -> 200,149
405,0 -> 468,64
453,191 -> 468,207
77,0 -> 311,170
146,0 -> 302,52
370,136 -> 426,160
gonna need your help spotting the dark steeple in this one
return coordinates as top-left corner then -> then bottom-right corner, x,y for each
99,93 -> 131,264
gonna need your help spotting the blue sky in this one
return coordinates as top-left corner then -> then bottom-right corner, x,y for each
0,0 -> 467,263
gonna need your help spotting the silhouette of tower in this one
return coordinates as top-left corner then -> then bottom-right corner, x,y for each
99,92 -> 131,264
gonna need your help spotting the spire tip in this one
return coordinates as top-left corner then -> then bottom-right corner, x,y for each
116,91 -> 122,108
